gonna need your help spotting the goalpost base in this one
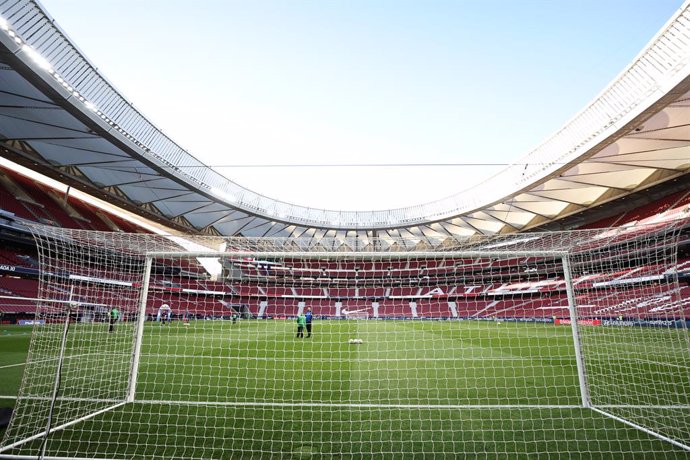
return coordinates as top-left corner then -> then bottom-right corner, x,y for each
0,402 -> 127,457
591,406 -> 690,452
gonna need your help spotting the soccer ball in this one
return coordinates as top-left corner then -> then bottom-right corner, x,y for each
348,338 -> 363,344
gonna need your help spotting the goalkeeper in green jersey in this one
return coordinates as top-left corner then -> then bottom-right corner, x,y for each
109,307 -> 119,333
296,312 -> 306,338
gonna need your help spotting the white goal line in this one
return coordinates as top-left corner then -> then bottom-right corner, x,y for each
141,354 -> 572,363
135,400 -> 583,409
2,396 -> 688,411
133,400 -> 690,410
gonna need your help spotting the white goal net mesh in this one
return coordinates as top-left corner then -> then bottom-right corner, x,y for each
1,221 -> 689,459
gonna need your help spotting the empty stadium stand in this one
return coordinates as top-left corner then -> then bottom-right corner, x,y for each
0,161 -> 688,324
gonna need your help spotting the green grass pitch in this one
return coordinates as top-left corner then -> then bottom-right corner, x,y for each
1,320 -> 688,458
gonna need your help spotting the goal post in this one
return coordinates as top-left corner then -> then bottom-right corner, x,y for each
0,229 -> 155,458
561,255 -> 590,409
127,256 -> 153,404
1,222 -> 689,458
563,223 -> 690,452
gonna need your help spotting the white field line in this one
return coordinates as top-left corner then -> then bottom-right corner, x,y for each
587,356 -> 689,370
5,354 -> 682,368
0,455 -> 119,460
2,396 -> 120,403
597,405 -> 690,409
135,400 -> 584,409
134,400 -> 690,410
0,353 -> 90,370
141,353 -> 572,362
0,362 -> 26,370
1,397 -> 687,411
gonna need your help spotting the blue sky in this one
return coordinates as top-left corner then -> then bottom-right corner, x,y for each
40,0 -> 684,211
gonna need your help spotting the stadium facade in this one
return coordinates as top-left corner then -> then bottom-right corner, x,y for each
0,0 -> 688,247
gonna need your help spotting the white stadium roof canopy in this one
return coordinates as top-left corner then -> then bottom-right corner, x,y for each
0,0 -> 689,246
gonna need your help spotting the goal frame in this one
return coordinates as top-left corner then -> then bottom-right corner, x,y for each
2,236 -> 689,459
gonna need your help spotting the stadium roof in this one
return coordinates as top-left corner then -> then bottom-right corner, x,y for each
0,0 -> 689,246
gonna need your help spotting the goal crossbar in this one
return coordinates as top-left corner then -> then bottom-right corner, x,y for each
145,250 -> 570,259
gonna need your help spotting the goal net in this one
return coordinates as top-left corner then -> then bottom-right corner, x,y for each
1,222 -> 689,458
